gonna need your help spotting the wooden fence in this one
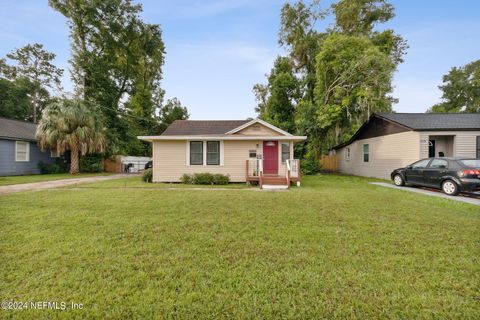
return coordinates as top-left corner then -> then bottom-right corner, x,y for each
320,155 -> 337,172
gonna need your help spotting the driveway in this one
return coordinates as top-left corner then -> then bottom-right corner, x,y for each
370,182 -> 480,206
0,174 -> 133,196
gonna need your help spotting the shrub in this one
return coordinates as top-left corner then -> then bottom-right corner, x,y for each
212,173 -> 230,185
142,168 -> 153,183
80,154 -> 103,173
192,172 -> 214,185
38,161 -> 66,174
301,158 -> 320,175
180,173 -> 193,184
180,173 -> 230,185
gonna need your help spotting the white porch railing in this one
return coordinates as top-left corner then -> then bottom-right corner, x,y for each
286,159 -> 300,179
246,159 -> 263,178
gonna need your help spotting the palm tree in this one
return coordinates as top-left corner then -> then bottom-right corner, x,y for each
36,99 -> 106,174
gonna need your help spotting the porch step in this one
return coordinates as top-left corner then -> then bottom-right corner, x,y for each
262,177 -> 288,185
262,184 -> 289,190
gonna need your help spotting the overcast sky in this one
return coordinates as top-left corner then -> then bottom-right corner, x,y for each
1,0 -> 479,119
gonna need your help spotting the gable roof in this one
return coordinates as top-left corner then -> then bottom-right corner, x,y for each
377,113 -> 480,130
225,118 -> 293,136
162,120 -> 250,135
333,112 -> 480,150
0,117 -> 38,141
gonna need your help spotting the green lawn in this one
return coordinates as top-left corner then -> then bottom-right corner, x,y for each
0,173 -> 113,186
0,175 -> 478,319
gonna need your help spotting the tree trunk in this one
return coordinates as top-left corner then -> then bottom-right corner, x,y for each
70,146 -> 80,174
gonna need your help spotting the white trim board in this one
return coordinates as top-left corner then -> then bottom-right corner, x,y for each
139,135 -> 306,141
225,118 -> 293,136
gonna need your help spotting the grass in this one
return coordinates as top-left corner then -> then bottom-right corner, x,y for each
0,175 -> 478,319
0,173 -> 113,186
68,177 -> 253,189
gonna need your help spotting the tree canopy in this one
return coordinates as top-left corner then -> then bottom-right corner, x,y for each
428,60 -> 480,113
254,0 -> 407,168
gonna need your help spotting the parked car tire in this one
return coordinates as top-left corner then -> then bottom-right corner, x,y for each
393,174 -> 405,186
442,179 -> 459,196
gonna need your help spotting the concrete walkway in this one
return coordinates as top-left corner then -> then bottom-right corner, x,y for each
0,174 -> 133,196
370,182 -> 480,206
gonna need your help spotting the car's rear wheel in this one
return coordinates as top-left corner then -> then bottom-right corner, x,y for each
442,180 -> 459,196
393,174 -> 405,186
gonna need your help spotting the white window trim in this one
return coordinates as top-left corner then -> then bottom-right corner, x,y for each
186,140 -> 224,167
345,147 -> 350,161
362,144 -> 369,163
50,150 -> 60,158
15,141 -> 30,162
281,141 -> 290,163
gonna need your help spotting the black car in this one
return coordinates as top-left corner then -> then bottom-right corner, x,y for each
144,161 -> 153,170
391,158 -> 480,196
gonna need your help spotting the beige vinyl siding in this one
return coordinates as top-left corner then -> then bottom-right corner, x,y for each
153,140 -> 262,182
337,131 -> 420,179
419,131 -> 480,158
235,123 -> 282,136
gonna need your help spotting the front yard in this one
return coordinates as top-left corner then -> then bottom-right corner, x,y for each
0,175 -> 478,319
0,173 -> 112,186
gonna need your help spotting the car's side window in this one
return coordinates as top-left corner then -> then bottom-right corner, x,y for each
411,159 -> 430,169
429,159 -> 448,169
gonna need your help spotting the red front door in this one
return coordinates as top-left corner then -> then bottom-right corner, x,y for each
263,141 -> 278,174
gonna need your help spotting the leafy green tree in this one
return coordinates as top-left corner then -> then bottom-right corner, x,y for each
254,57 -> 300,132
3,43 -> 63,123
315,34 -> 396,145
0,77 -> 37,121
428,60 -> 480,113
255,0 -> 406,164
36,99 -> 106,174
158,98 -> 190,133
49,0 -> 165,154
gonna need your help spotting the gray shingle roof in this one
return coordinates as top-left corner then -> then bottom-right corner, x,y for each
162,120 -> 250,135
377,113 -> 480,130
0,117 -> 37,141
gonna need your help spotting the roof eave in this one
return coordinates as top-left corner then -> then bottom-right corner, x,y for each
138,135 -> 307,141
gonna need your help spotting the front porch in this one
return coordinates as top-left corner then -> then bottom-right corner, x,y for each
428,135 -> 455,157
245,159 -> 301,189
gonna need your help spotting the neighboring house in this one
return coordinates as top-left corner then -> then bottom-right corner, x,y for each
333,113 -> 480,179
138,118 -> 306,188
0,117 -> 56,176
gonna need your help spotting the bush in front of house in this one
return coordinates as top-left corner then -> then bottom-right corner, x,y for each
300,157 -> 320,175
142,168 -> 153,183
212,173 -> 229,185
38,161 -> 67,174
180,173 -> 193,184
80,154 -> 103,173
180,173 -> 230,185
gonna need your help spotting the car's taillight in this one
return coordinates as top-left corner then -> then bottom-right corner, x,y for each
459,169 -> 480,178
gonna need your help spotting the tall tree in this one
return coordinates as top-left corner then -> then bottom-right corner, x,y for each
49,0 -> 165,154
158,98 -> 190,133
0,77 -> 37,121
36,99 -> 106,174
7,43 -> 63,123
428,60 -> 480,113
1,43 -> 63,122
315,34 -> 396,145
254,56 -> 300,132
255,0 -> 406,166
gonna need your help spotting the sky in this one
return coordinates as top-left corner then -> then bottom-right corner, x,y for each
1,0 -> 479,120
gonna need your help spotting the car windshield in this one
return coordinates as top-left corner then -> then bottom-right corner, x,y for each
459,159 -> 480,168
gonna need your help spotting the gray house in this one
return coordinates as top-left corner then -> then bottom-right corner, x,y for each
0,117 -> 56,176
333,113 -> 480,179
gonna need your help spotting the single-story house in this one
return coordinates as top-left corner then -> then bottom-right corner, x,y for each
138,118 -> 307,187
333,113 -> 480,179
0,117 -> 56,176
